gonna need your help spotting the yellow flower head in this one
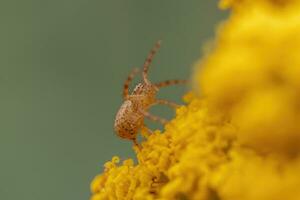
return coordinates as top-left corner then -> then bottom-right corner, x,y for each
91,0 -> 300,199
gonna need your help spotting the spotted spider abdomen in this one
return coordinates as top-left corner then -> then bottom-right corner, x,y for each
114,100 -> 143,140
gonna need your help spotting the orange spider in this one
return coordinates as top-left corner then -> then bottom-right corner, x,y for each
114,41 -> 187,146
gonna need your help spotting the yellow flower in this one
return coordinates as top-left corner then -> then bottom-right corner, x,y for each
91,0 -> 300,199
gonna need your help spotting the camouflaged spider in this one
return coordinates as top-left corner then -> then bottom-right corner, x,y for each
114,41 -> 187,146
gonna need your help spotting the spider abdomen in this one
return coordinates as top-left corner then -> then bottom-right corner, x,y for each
114,100 -> 144,139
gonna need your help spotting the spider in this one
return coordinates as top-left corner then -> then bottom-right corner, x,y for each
114,41 -> 187,146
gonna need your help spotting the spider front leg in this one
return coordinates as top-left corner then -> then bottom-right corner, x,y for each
123,68 -> 140,99
142,40 -> 161,85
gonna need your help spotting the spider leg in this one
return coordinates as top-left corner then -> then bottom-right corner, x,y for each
132,138 -> 141,149
127,94 -> 144,102
143,40 -> 161,85
154,79 -> 187,88
141,124 -> 154,137
155,99 -> 180,109
123,68 -> 140,99
140,109 -> 168,125
142,124 -> 153,134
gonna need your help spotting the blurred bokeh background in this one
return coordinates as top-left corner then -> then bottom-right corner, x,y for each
0,1 -> 226,199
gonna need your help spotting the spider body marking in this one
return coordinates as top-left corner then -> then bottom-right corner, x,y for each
114,41 -> 187,146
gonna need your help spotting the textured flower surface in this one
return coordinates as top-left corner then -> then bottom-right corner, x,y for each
91,0 -> 300,199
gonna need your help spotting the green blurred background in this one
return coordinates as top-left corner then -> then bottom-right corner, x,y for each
0,1 -> 226,199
